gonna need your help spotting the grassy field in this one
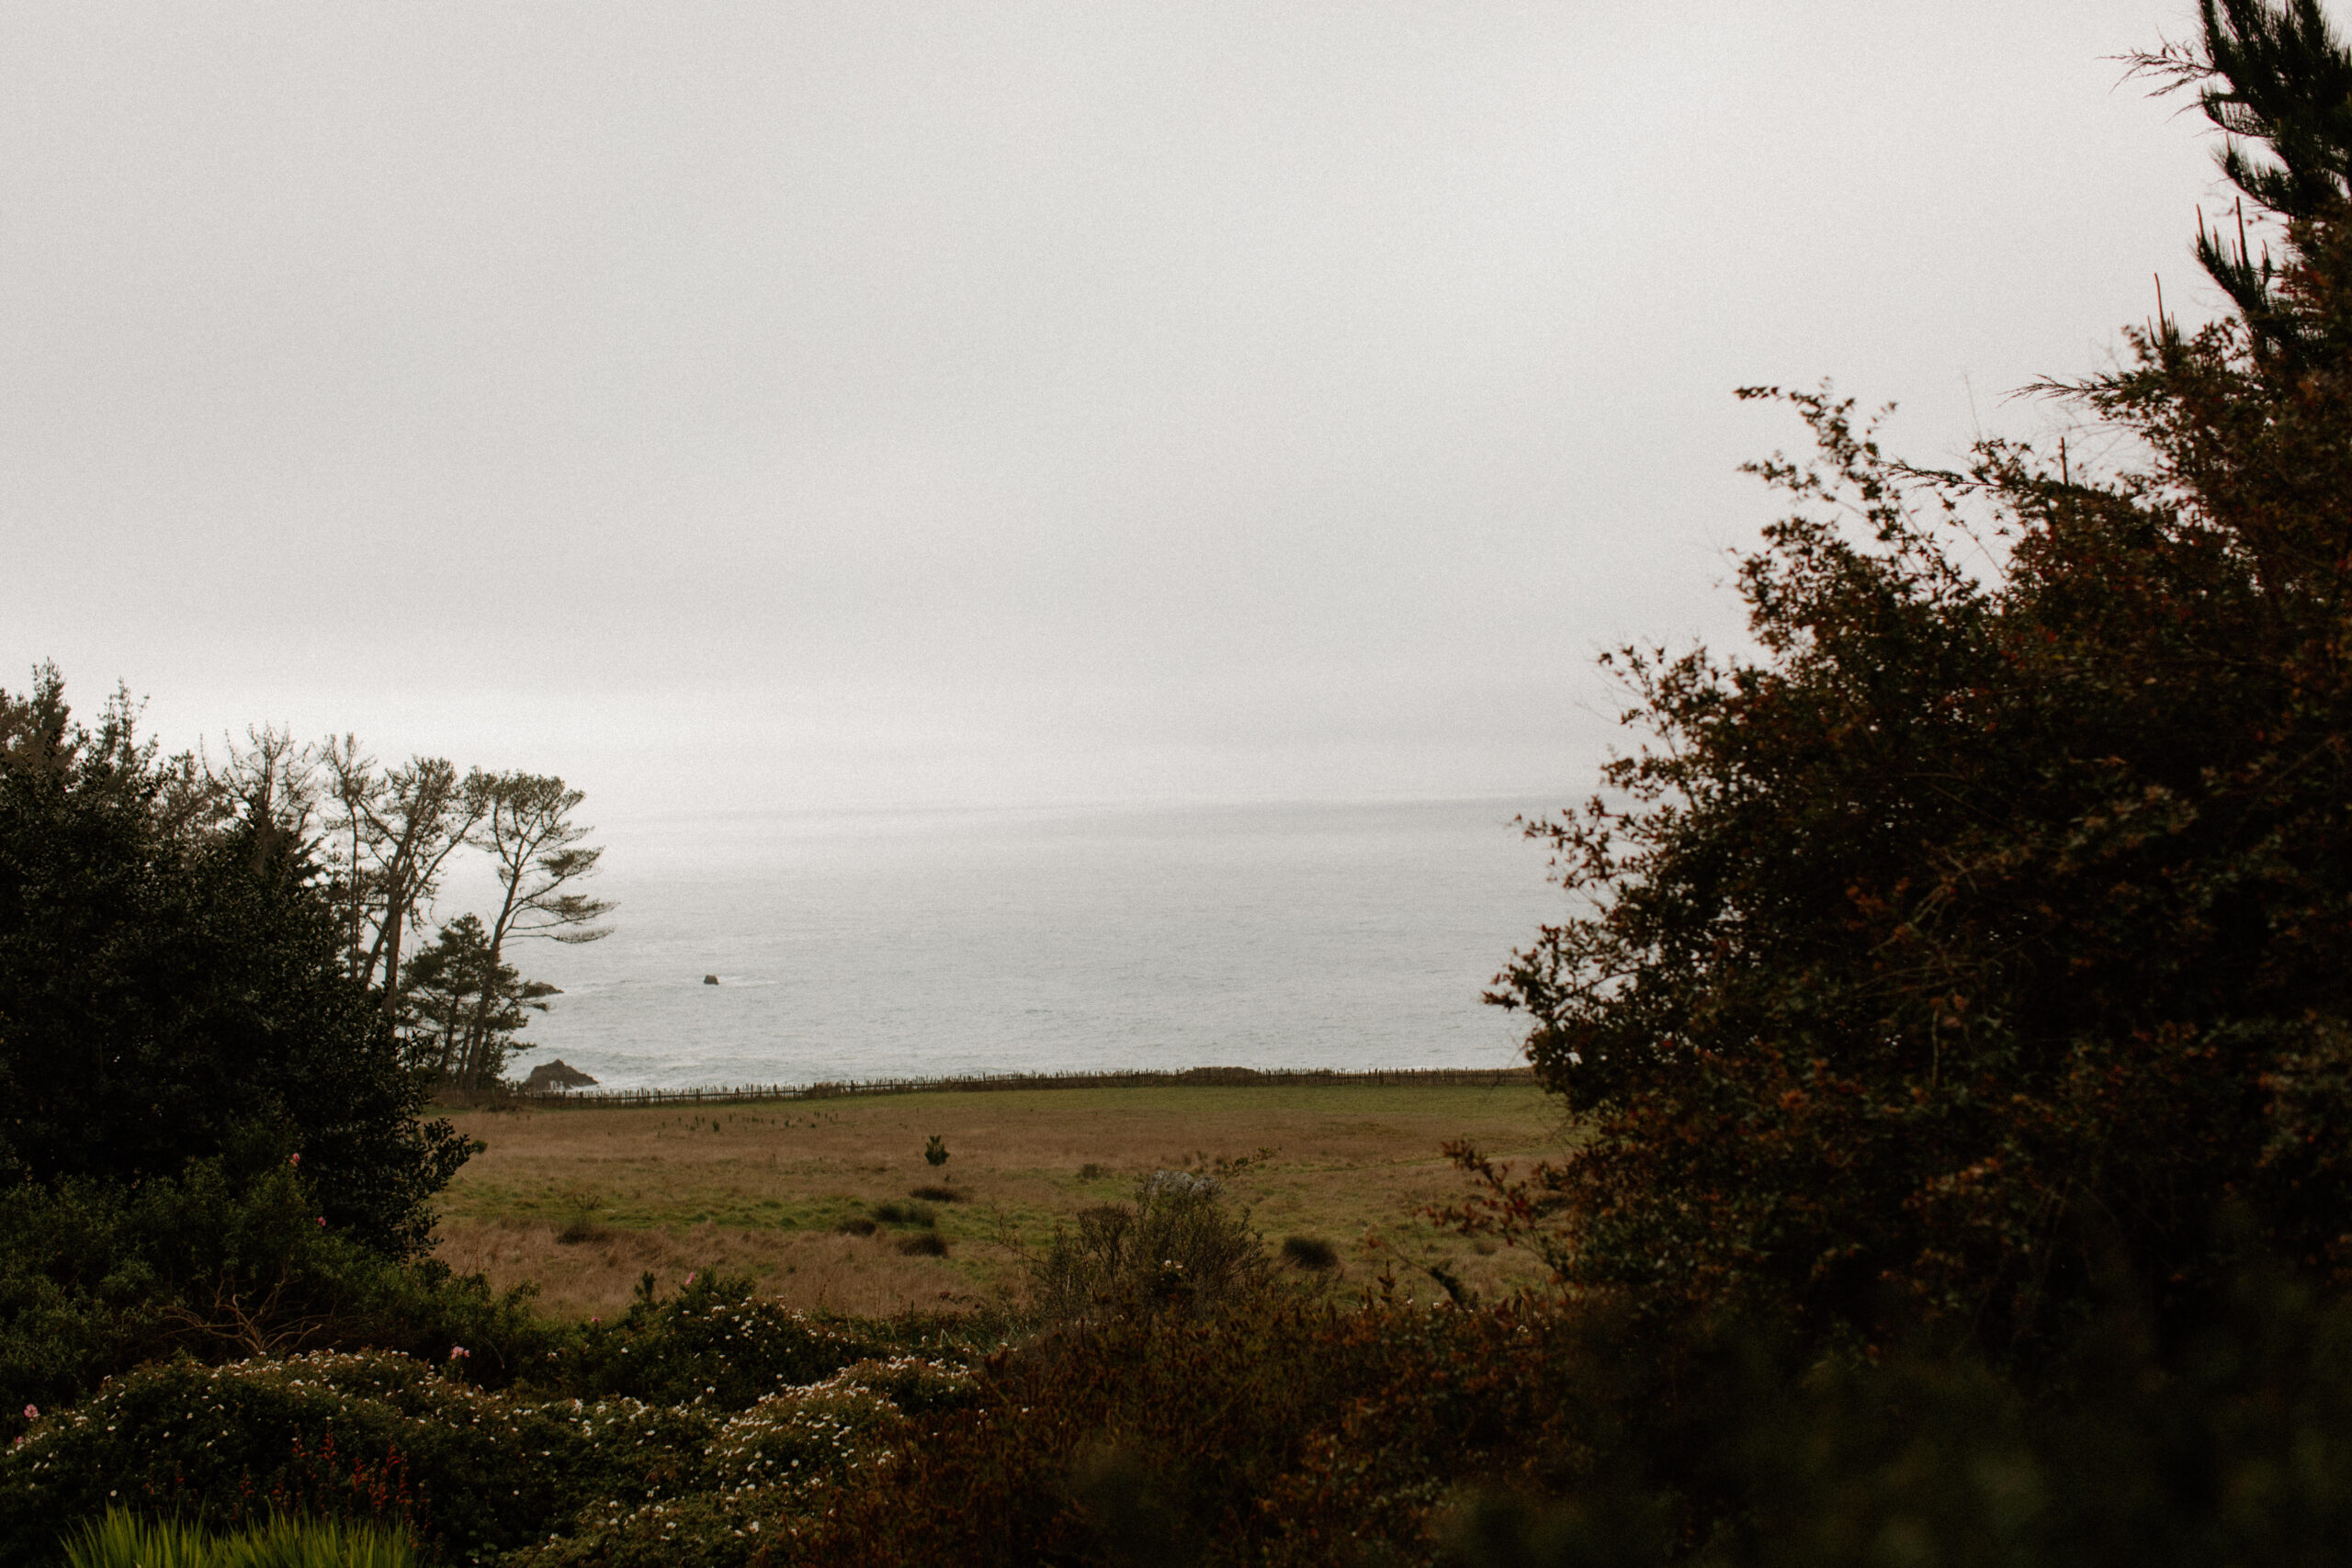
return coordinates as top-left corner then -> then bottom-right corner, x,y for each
430,1079 -> 1566,1318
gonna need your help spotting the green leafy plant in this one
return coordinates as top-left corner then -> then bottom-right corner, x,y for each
922,1135 -> 949,1168
0,670 -> 471,1258
0,1350 -> 607,1563
555,1270 -> 891,1408
62,1506 -> 423,1568
1030,1172 -> 1271,1323
1464,1 -> 2352,1360
0,1156 -> 554,1443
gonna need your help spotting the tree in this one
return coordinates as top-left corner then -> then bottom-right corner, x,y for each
470,773 -> 615,953
451,773 -> 611,1088
1471,1 -> 2352,1359
0,667 -> 470,1256
2138,0 -> 2352,366
320,744 -> 489,1020
397,915 -> 554,1091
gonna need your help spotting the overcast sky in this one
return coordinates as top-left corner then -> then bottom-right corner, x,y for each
0,2 -> 2246,820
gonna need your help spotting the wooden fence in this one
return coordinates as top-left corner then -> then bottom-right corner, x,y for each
503,1064 -> 1537,1111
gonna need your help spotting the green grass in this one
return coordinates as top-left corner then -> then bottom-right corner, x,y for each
62,1508 -> 419,1568
434,1079 -> 1561,1316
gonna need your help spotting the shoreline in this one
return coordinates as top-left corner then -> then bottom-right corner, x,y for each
453,1063 -> 1539,1112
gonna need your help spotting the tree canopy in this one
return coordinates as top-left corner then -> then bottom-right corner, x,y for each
1479,0 -> 2352,1357
0,670 -> 469,1256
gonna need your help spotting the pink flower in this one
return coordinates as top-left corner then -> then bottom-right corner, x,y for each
288,1153 -> 300,1166
450,1345 -> 469,1359
316,1217 -> 326,1227
21,1404 -> 35,1420
685,1272 -> 696,1286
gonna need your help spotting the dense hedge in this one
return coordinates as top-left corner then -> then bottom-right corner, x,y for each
0,1159 -> 556,1442
0,671 -> 469,1256
2,1211 -> 2350,1565
0,1340 -> 981,1567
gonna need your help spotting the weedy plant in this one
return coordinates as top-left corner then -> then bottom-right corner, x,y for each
1280,1235 -> 1340,1272
554,1189 -> 605,1247
1029,1171 -> 1272,1322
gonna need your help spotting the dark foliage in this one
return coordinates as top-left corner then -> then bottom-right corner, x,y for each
787,1293 -> 1595,1568
1279,1236 -> 1340,1272
1469,1 -> 2352,1359
1030,1172 -> 1274,1325
0,1158 -> 556,1445
399,914 -> 552,1095
2141,0 -> 2352,365
0,1271 -> 994,1566
779,1268 -> 2352,1568
547,1269 -> 893,1409
0,1348 -> 711,1567
0,669 -> 471,1256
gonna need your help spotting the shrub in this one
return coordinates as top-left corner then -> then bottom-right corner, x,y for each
0,1160 -> 555,1443
909,1186 -> 963,1203
786,1295 -> 1602,1567
1476,6 -> 2352,1359
502,1357 -> 977,1568
897,1235 -> 949,1258
0,670 -> 469,1257
869,1202 -> 934,1229
769,1265 -> 2352,1568
553,1190 -> 604,1247
548,1272 -> 891,1409
1029,1173 -> 1272,1323
922,1136 -> 948,1168
1279,1236 -> 1340,1272
1718,1269 -> 2352,1568
0,1349 -> 679,1564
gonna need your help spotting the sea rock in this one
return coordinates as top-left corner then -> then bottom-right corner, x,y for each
523,1059 -> 599,1092
704,973 -> 720,986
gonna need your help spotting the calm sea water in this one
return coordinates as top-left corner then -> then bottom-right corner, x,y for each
497,797 -> 1564,1091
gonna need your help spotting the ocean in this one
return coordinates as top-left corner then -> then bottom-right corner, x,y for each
496,796 -> 1566,1091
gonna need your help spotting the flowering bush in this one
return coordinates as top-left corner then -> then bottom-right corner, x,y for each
502,1357 -> 973,1568
0,1157 -> 560,1447
0,1349 -> 716,1565
552,1271 -> 899,1408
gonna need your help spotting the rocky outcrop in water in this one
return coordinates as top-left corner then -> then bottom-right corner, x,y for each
523,1059 -> 598,1091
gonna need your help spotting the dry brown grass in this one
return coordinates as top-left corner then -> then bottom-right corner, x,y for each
432,1220 -> 977,1320
431,1080 -> 1565,1319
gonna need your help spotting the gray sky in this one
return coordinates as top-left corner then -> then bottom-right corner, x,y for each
1,2 -> 2237,820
